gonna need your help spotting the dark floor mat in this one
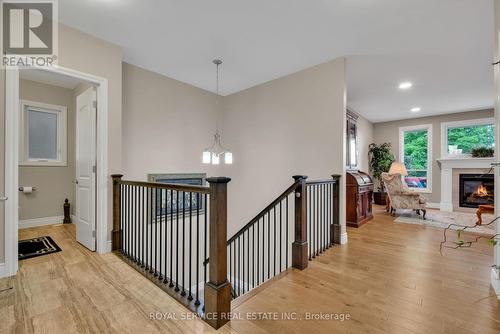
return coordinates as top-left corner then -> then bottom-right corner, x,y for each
18,236 -> 62,260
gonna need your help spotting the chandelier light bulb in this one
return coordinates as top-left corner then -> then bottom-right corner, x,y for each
225,152 -> 233,164
202,150 -> 211,164
212,153 -> 220,165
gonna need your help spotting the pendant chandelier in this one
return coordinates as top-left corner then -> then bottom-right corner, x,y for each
202,59 -> 233,165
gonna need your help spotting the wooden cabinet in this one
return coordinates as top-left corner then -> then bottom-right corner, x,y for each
346,171 -> 374,228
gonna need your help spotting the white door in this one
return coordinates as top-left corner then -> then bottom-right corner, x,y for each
75,87 -> 97,251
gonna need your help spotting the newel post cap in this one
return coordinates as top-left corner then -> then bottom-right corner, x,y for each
111,174 -> 123,179
206,177 -> 231,184
292,175 -> 308,181
331,174 -> 341,180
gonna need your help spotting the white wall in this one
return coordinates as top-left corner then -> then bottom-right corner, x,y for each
221,58 -> 347,239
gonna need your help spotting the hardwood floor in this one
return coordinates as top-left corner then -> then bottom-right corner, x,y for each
1,207 -> 498,333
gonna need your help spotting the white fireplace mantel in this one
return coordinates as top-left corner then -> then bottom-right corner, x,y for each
437,157 -> 495,211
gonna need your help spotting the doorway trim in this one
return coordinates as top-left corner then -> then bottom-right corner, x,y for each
4,65 -> 109,277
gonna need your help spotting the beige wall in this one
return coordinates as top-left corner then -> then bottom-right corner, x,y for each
0,25 -> 122,264
356,113 -> 374,173
373,109 -> 495,204
122,63 -> 221,181
0,69 -> 4,262
221,58 -> 346,238
18,79 -> 76,220
58,25 -> 122,244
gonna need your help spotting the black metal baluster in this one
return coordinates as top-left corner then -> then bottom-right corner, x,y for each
203,194 -> 207,285
126,185 -> 129,257
247,228 -> 249,292
279,200 -> 282,272
229,241 -> 232,290
316,185 -> 320,257
153,188 -> 157,275
233,238 -> 237,296
240,231 -> 245,293
252,224 -> 255,289
145,187 -> 149,271
149,188 -> 154,274
188,192 -> 193,301
286,195 -> 289,268
320,184 -> 323,253
273,206 -> 276,276
262,217 -> 265,283
175,190 -> 180,292
181,192 -> 186,296
141,187 -> 145,268
163,189 -> 168,284
158,189 -> 163,279
312,186 -> 315,258
135,185 -> 138,262
306,185 -> 313,261
195,193 -> 200,305
120,185 -> 124,254
170,190 -> 174,287
238,236 -> 241,297
256,217 -> 260,285
267,211 -> 270,280
324,184 -> 327,251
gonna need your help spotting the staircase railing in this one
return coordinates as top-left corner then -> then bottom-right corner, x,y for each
111,174 -> 341,330
111,175 -> 231,329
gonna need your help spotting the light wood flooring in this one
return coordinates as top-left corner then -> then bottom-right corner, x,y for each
1,206 -> 499,333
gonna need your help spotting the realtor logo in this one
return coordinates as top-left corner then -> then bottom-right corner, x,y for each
1,0 -> 58,67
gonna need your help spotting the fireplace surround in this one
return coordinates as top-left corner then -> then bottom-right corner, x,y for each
459,173 -> 494,208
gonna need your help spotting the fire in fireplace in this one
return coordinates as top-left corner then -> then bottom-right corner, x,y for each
459,174 -> 494,208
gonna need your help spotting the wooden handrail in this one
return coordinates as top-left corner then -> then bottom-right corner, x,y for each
118,179 -> 210,194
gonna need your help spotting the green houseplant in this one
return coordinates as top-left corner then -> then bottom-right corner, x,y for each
368,142 -> 395,205
470,146 -> 494,158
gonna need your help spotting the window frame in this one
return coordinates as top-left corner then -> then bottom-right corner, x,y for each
399,124 -> 433,193
440,118 -> 495,159
19,100 -> 68,167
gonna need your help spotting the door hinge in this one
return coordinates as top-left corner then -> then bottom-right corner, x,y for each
92,165 -> 97,173
92,100 -> 97,109
92,230 -> 96,238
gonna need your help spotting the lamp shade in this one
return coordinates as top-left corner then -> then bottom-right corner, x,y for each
389,162 -> 408,176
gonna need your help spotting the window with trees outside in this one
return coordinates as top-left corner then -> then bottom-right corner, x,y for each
399,124 -> 432,192
441,118 -> 495,157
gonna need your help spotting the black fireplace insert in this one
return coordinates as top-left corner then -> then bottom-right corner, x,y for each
459,174 -> 494,208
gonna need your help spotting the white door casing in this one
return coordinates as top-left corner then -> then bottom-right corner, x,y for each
75,87 -> 97,251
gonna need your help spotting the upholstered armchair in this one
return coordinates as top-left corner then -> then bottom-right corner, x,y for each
381,173 -> 427,219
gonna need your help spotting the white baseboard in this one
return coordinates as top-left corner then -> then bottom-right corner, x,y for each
492,268 -> 500,299
340,232 -> 348,245
439,202 -> 453,212
426,202 -> 440,209
106,240 -> 112,253
19,216 -> 64,229
0,263 -> 7,278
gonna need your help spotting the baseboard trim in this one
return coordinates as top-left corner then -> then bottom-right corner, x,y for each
19,216 -> 64,229
492,268 -> 500,299
439,202 -> 453,212
340,232 -> 348,245
0,263 -> 7,278
426,202 -> 440,209
106,240 -> 112,253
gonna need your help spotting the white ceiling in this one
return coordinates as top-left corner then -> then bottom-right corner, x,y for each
58,0 -> 495,123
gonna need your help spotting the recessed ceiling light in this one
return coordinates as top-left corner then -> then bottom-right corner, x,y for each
399,82 -> 413,90
411,107 -> 421,112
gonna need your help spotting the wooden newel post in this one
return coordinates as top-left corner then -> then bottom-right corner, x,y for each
292,175 -> 308,270
111,174 -> 123,251
205,177 -> 231,329
331,174 -> 341,244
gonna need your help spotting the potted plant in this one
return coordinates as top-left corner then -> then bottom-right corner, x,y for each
368,143 -> 395,205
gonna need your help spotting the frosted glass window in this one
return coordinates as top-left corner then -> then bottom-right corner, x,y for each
20,100 -> 67,166
27,110 -> 58,160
